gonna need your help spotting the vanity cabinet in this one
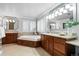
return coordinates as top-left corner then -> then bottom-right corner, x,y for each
48,36 -> 54,55
54,37 -> 66,55
41,34 -> 54,55
41,34 -> 71,56
41,35 -> 49,51
2,33 -> 18,44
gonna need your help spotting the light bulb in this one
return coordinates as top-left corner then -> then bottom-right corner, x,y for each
13,20 -> 15,22
55,11 -> 59,15
69,6 -> 74,11
9,20 -> 12,22
59,7 -> 64,12
58,12 -> 62,15
54,14 -> 57,17
65,4 -> 71,9
63,10 -> 68,13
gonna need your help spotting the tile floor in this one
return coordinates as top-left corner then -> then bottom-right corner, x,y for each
0,44 -> 50,56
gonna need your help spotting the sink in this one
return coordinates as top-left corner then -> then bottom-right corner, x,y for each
59,34 -> 66,36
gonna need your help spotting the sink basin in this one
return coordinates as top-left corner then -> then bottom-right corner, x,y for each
59,34 -> 66,36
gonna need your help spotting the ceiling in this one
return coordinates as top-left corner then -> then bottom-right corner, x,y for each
0,3 -> 58,19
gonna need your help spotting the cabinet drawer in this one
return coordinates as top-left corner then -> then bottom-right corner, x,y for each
54,38 -> 65,44
54,49 -> 65,56
54,42 -> 66,54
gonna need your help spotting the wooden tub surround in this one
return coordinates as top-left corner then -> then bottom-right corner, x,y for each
17,35 -> 41,47
17,39 -> 41,47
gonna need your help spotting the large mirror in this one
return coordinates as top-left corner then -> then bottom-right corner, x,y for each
45,3 -> 76,33
2,16 -> 18,31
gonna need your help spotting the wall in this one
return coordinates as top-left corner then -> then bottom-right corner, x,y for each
37,16 -> 48,33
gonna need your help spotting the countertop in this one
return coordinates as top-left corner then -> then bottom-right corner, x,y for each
6,30 -> 18,33
42,33 -> 76,40
66,40 -> 79,46
42,33 -> 79,46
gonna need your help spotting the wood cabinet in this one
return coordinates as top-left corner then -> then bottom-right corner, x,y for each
48,36 -> 54,55
41,34 -> 70,56
41,35 -> 48,51
41,34 -> 54,55
2,33 -> 18,44
54,37 -> 66,55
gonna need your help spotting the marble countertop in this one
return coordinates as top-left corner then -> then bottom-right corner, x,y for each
42,33 -> 79,46
66,40 -> 79,46
42,33 -> 76,40
6,30 -> 18,33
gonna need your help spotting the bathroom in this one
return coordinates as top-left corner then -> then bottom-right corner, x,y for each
0,3 -> 79,56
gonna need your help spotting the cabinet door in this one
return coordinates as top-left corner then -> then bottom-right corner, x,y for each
2,33 -> 17,44
54,49 -> 65,56
48,36 -> 54,55
41,35 -> 49,51
54,37 -> 66,55
6,33 -> 14,43
44,35 -> 49,51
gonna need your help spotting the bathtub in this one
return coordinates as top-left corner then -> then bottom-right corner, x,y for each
17,35 -> 41,47
17,35 -> 41,41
